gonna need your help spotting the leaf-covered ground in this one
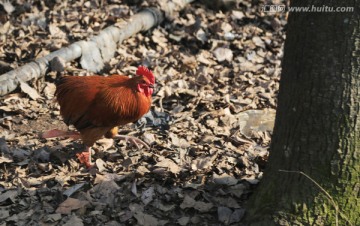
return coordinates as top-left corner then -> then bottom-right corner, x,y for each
0,0 -> 287,225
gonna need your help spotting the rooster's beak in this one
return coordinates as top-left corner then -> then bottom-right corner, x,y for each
149,84 -> 154,88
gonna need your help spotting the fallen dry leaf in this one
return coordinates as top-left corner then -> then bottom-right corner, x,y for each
63,183 -> 85,197
180,195 -> 214,213
155,157 -> 181,174
218,206 -> 233,225
213,47 -> 233,62
133,211 -> 160,226
55,198 -> 89,214
63,215 -> 84,226
19,81 -> 41,100
213,173 -> 238,186
0,190 -> 17,203
141,186 -> 155,206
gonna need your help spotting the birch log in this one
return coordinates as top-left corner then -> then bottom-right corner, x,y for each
0,0 -> 193,96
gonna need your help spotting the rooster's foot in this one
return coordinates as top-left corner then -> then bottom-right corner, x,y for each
114,135 -> 150,149
76,147 -> 93,169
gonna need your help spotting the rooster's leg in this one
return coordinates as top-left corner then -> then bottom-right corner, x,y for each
42,130 -> 92,168
76,146 -> 93,168
113,135 -> 150,149
41,129 -> 80,140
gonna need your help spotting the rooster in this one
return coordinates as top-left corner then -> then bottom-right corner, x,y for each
42,66 -> 155,168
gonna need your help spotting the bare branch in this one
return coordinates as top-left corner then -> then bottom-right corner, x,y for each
0,2 -> 188,96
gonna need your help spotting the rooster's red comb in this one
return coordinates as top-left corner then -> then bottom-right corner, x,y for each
136,66 -> 155,84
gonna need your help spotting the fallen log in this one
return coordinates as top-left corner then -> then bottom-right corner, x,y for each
0,0 -> 193,96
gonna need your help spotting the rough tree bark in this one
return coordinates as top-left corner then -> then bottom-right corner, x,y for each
245,1 -> 359,225
0,0 -> 193,96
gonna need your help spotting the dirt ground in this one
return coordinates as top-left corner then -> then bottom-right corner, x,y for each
0,0 -> 287,225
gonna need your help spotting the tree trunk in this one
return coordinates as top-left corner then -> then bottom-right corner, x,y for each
245,1 -> 360,225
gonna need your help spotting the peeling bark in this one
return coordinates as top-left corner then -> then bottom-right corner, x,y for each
245,1 -> 360,225
0,0 -> 193,96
